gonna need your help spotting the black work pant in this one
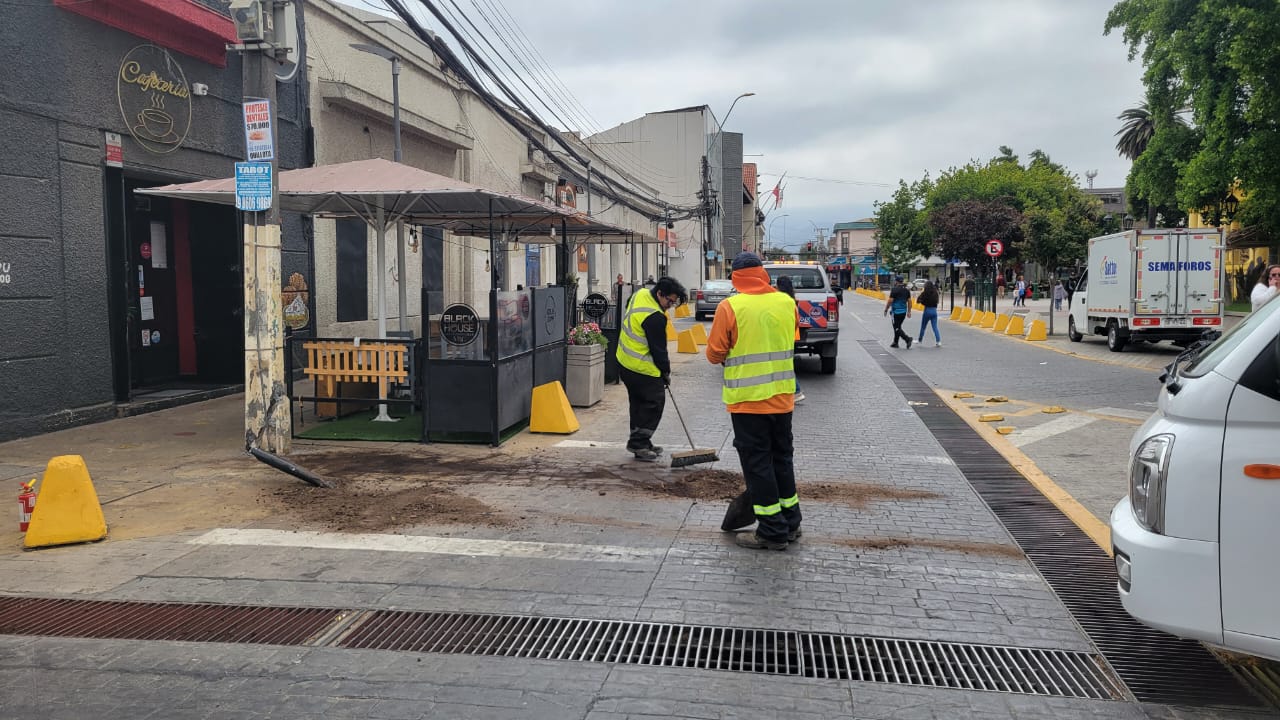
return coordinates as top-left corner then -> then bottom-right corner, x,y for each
891,312 -> 911,346
731,412 -> 800,542
620,367 -> 665,451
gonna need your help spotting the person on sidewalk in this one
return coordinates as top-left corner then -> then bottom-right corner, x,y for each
1251,264 -> 1280,312
616,276 -> 687,462
963,275 -> 975,307
707,252 -> 801,551
917,281 -> 941,347
1013,275 -> 1027,307
1053,280 -> 1067,311
775,274 -> 805,404
884,276 -> 913,349
996,274 -> 1007,299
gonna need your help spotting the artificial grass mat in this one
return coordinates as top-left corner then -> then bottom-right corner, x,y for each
295,410 -> 423,442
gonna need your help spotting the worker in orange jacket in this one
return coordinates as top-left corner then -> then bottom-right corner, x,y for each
706,252 -> 801,550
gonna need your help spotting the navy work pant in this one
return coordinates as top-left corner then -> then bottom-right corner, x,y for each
731,412 -> 800,542
620,367 -> 665,451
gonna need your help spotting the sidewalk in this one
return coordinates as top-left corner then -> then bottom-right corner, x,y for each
0,322 -> 1269,719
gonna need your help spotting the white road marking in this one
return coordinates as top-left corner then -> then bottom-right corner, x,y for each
1007,414 -> 1098,447
917,456 -> 956,466
555,440 -> 629,449
191,528 -> 665,564
1089,406 -> 1154,421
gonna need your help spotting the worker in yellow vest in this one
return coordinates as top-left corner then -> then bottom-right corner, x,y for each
706,252 -> 801,550
616,276 -> 688,461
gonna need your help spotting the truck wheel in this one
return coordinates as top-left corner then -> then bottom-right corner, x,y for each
1107,321 -> 1127,352
1068,316 -> 1083,342
820,356 -> 837,374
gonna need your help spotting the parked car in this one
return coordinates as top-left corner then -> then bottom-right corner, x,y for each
763,262 -> 840,374
694,279 -> 735,320
911,278 -> 928,290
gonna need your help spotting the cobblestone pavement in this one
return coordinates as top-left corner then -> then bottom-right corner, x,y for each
0,305 -> 1273,719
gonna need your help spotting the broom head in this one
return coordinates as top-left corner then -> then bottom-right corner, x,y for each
670,448 -> 719,468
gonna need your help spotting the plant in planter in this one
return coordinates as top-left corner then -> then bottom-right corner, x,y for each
565,322 -> 607,407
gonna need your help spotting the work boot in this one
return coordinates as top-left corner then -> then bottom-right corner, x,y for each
788,527 -> 803,542
735,531 -> 788,551
631,448 -> 659,462
648,445 -> 664,455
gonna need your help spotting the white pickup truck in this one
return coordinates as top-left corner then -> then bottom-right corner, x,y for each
763,262 -> 840,374
1068,229 -> 1224,352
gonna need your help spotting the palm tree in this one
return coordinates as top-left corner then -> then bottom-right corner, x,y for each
1115,103 -> 1155,160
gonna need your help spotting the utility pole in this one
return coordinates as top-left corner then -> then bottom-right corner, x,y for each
235,0 -> 289,452
698,155 -> 711,284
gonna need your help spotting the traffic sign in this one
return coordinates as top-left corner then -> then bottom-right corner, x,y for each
985,239 -> 1004,258
235,162 -> 272,212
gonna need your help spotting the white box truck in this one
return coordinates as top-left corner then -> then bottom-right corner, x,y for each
1068,228 -> 1225,352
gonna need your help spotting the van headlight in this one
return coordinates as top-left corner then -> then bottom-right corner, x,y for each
1130,434 -> 1173,534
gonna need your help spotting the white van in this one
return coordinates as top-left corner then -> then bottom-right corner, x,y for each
1111,295 -> 1280,660
1069,229 -> 1224,351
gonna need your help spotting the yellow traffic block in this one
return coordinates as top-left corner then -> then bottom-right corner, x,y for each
666,320 -> 677,341
676,329 -> 699,354
979,311 -> 996,329
993,314 -> 1011,332
953,392 -> 974,399
912,302 -> 924,312
949,307 -> 960,320
674,303 -> 692,319
1005,315 -> 1025,336
23,455 -> 108,549
689,323 -> 708,345
1025,319 -> 1048,341
1043,406 -> 1066,414
978,413 -> 1004,422
530,381 -> 579,434
968,309 -> 985,326
986,396 -> 1009,403
956,307 -> 973,323
996,426 -> 1015,435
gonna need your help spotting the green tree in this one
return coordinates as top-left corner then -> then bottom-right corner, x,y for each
1106,0 -> 1280,236
873,179 -> 933,276
928,200 -> 1024,270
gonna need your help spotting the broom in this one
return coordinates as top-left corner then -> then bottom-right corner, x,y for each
666,385 -> 719,467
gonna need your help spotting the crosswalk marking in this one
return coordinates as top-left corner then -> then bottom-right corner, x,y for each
1008,414 -> 1098,447
1089,406 -> 1153,421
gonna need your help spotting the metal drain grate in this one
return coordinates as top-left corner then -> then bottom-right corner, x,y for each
863,341 -> 1272,709
338,610 -> 1122,699
0,595 -> 342,646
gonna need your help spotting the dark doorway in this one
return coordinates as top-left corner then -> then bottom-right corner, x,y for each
188,200 -> 243,383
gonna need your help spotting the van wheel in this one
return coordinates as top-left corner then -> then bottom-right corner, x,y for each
1068,316 -> 1083,342
820,356 -> 837,374
1107,321 -> 1127,352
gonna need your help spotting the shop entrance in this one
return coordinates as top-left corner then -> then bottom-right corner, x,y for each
107,171 -> 243,401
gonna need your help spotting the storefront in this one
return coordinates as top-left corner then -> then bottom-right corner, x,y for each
0,1 -> 312,440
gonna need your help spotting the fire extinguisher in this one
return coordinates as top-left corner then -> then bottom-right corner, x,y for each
18,479 -> 35,533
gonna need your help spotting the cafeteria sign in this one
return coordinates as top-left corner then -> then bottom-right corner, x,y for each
243,99 -> 274,161
117,45 -> 192,154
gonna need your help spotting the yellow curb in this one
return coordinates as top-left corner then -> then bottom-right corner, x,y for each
978,413 -> 1004,422
936,389 -> 1112,555
953,392 -> 974,399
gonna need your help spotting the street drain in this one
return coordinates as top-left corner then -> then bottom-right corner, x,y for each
863,340 -> 1273,709
0,595 -> 342,646
338,610 -> 1122,699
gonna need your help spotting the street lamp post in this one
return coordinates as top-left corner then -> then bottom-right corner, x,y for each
704,92 -> 754,282
766,214 -> 788,259
351,42 -> 407,336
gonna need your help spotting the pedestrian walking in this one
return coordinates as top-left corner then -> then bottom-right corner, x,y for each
963,275 -> 975,307
1053,280 -> 1067,311
1013,275 -> 1027,307
616,276 -> 687,462
996,274 -> 1007,299
707,252 -> 801,551
917,281 -> 941,347
1251,264 -> 1280,312
884,275 -> 913,349
775,275 -> 805,404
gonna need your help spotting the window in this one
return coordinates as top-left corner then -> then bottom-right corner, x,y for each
766,267 -> 825,290
336,219 -> 368,322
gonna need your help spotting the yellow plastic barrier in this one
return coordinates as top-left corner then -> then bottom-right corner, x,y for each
949,307 -> 961,320
956,307 -> 973,323
1025,319 -> 1048,341
23,455 -> 108,549
979,311 -> 996,329
666,320 -> 677,341
674,303 -> 692,318
993,314 -> 1011,333
530,381 -> 579,434
968,309 -> 985,326
1005,315 -> 1025,336
689,323 -> 708,345
676,329 -> 699,354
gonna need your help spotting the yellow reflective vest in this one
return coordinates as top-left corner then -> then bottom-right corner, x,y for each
722,292 -> 796,404
616,287 -> 663,377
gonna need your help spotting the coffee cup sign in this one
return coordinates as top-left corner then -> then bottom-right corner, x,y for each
117,45 -> 192,154
441,304 -> 480,346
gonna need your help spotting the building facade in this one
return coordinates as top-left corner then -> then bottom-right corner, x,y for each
1,0 -> 312,440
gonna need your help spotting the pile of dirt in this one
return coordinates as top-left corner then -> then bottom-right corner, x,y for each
261,476 -> 505,532
804,482 -> 940,508
655,469 -> 744,500
836,536 -> 1025,558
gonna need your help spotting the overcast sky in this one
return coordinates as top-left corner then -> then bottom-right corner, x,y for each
374,0 -> 1145,251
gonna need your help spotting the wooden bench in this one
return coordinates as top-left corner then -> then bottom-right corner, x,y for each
302,340 -> 410,418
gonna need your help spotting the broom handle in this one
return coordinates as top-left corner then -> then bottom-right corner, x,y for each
665,385 -> 699,449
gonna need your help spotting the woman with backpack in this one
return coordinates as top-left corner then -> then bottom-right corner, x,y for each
917,281 -> 941,347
